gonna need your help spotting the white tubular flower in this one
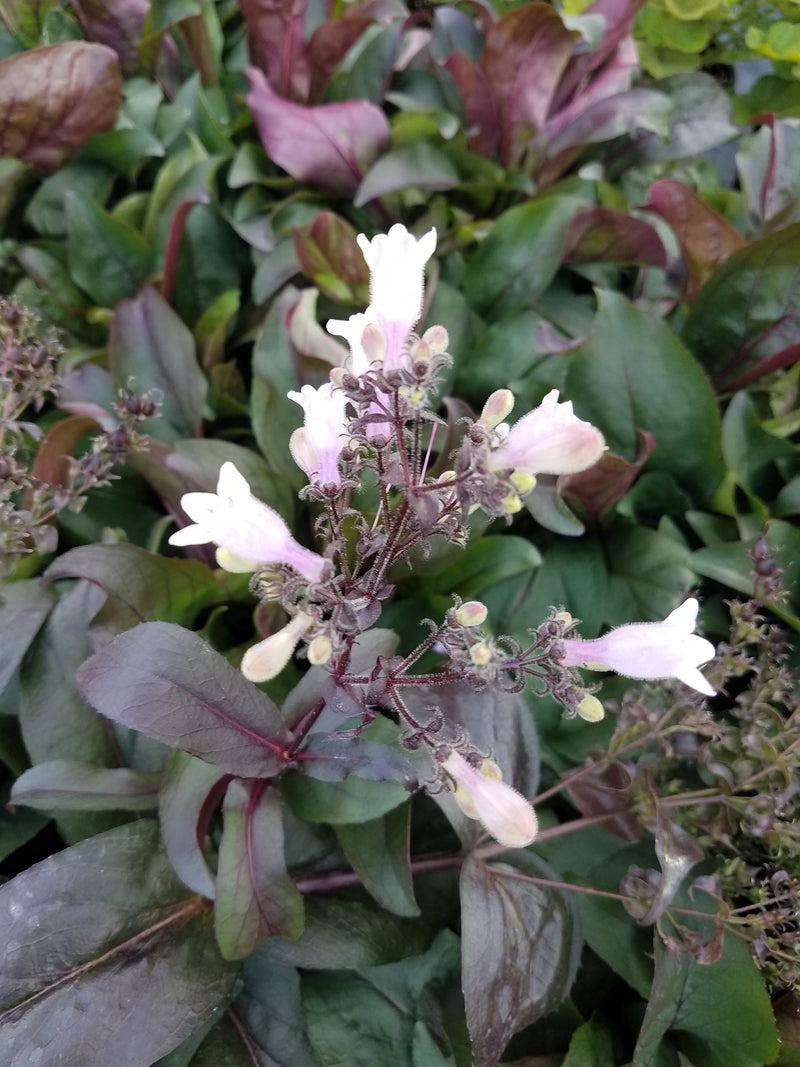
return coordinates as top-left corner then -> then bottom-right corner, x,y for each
241,612 -> 313,683
287,382 -> 350,487
326,308 -> 383,378
560,598 -> 716,696
487,389 -> 605,478
441,751 -> 538,848
356,224 -> 437,371
168,462 -> 327,585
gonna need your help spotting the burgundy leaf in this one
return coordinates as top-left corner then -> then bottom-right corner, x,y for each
241,0 -> 311,101
545,36 -> 640,143
246,66 -> 391,195
0,41 -> 121,172
76,621 -> 293,777
565,206 -> 668,267
160,751 -> 229,899
561,429 -> 657,518
307,15 -> 374,104
444,51 -> 498,159
646,178 -> 745,302
481,3 -> 576,165
565,760 -> 643,842
70,0 -> 149,74
214,780 -> 304,960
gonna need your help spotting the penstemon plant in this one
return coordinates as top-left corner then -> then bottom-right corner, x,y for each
161,224 -> 714,850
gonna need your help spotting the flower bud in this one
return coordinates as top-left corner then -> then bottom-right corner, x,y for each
509,471 -> 537,495
479,389 -> 515,430
469,641 -> 493,666
441,752 -> 538,848
501,492 -> 523,514
421,324 -> 449,354
241,612 -> 313,683
576,693 -> 605,722
215,547 -> 260,574
307,634 -> 333,665
456,601 -> 488,627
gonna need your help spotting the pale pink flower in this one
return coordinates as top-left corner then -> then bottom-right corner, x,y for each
441,751 -> 538,848
168,462 -> 327,584
488,389 -> 605,478
326,308 -> 384,378
287,382 -> 350,486
560,598 -> 716,696
356,224 -> 437,371
241,612 -> 313,682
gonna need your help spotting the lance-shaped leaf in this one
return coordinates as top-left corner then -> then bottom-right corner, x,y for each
0,42 -> 121,172
159,750 -> 228,899
109,285 -> 207,443
460,852 -> 582,1067
76,621 -> 293,777
246,67 -> 390,195
214,779 -> 304,960
336,805 -> 419,918
307,15 -> 373,104
71,0 -> 152,74
737,114 -> 800,228
645,178 -> 745,302
0,821 -> 238,1066
10,760 -> 161,812
241,0 -> 310,102
295,736 -> 418,788
445,50 -> 499,158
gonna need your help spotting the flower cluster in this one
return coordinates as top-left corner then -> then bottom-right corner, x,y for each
168,224 -> 717,850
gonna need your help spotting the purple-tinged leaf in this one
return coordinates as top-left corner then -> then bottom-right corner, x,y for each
0,42 -> 121,173
481,3 -> 575,165
546,87 -> 672,158
561,429 -> 656,518
564,206 -> 668,267
682,222 -> 800,387
444,50 -> 499,158
565,759 -> 643,842
307,15 -> 374,104
246,66 -> 391,195
461,852 -> 581,1067
0,580 -> 55,694
241,0 -> 310,102
293,211 -> 370,305
646,178 -> 745,302
109,284 -> 207,444
159,750 -> 228,899
10,759 -> 161,812
0,821 -> 237,1066
43,542 -> 220,630
71,0 -> 151,74
354,141 -> 459,207
637,804 -> 704,926
76,621 -> 293,777
737,112 -> 800,227
214,780 -> 304,960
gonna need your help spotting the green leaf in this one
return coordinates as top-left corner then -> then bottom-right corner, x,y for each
604,520 -> 697,624
460,852 -> 582,1067
528,537 -> 609,637
10,759 -> 161,812
682,223 -> 800,388
214,780 -> 304,960
563,1014 -> 618,1066
44,542 -> 220,630
721,391 -> 797,500
65,189 -> 151,307
0,821 -> 238,1066
635,923 -> 780,1067
109,284 -> 208,443
76,621 -> 292,777
336,805 -> 420,917
355,142 -> 459,207
462,196 -> 584,320
0,579 -> 55,694
302,930 -> 460,1066
282,772 -> 410,825
567,290 -> 724,502
268,894 -> 437,970
411,534 -> 541,600
232,950 -> 321,1067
